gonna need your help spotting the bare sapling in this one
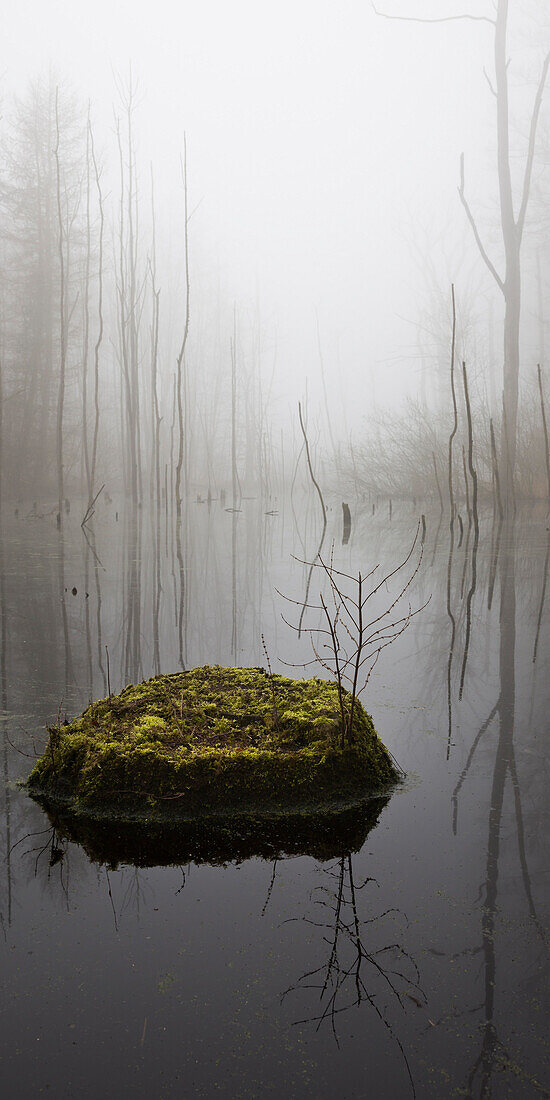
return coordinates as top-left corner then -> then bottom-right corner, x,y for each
279,523 -> 428,750
261,633 -> 280,731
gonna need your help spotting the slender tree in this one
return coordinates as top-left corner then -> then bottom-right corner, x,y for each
231,307 -> 239,508
0,77 -> 84,497
114,74 -> 144,507
89,115 -> 103,499
82,105 -> 91,499
175,135 -> 190,513
375,2 -> 550,503
54,86 -> 67,525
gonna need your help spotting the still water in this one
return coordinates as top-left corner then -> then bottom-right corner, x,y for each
0,494 -> 548,1098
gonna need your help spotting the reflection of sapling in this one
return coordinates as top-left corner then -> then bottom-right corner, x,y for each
282,852 -> 424,1090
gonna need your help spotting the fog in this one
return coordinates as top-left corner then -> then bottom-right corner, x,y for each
5,0 -> 545,498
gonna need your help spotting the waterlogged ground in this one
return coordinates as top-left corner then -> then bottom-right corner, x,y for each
0,492 -> 548,1098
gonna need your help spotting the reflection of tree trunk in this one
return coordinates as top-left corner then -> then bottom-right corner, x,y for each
472,517 -> 515,1089
475,517 -> 543,1089
458,518 -> 515,1092
451,513 -> 545,1090
459,365 -> 479,698
0,492 -> 12,926
532,526 -> 550,664
430,509 -> 443,569
445,526 -> 456,761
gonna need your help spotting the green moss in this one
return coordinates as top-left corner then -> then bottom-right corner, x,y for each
26,666 -> 399,818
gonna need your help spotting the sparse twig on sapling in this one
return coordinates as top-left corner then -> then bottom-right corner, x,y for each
279,523 -> 428,748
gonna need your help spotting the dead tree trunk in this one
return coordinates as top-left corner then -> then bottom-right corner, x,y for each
149,165 -> 161,508
458,1 -> 549,504
54,87 -> 66,527
376,1 -> 550,507
89,117 -> 103,498
175,136 -> 190,514
115,78 -> 143,508
231,308 -> 239,508
82,107 -> 92,501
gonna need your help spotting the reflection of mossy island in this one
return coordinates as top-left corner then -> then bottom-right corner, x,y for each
27,665 -> 399,817
35,797 -> 390,868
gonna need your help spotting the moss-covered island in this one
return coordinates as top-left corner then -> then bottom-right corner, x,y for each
26,666 -> 399,821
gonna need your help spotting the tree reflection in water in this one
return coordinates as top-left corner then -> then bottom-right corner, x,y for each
282,852 -> 423,1096
451,515 -> 549,1097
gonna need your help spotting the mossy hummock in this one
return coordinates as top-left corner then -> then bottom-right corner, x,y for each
26,666 -> 399,819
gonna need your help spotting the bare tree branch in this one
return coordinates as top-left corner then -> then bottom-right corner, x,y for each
372,5 -> 495,27
516,50 -> 550,242
281,526 -> 426,751
483,66 -> 497,97
458,153 -> 504,293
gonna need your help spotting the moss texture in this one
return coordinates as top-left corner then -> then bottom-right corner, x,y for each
26,665 -> 399,817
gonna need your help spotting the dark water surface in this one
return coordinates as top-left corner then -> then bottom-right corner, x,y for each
0,495 -> 548,1098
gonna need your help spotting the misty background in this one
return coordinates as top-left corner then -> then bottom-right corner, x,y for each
3,0 -> 549,503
